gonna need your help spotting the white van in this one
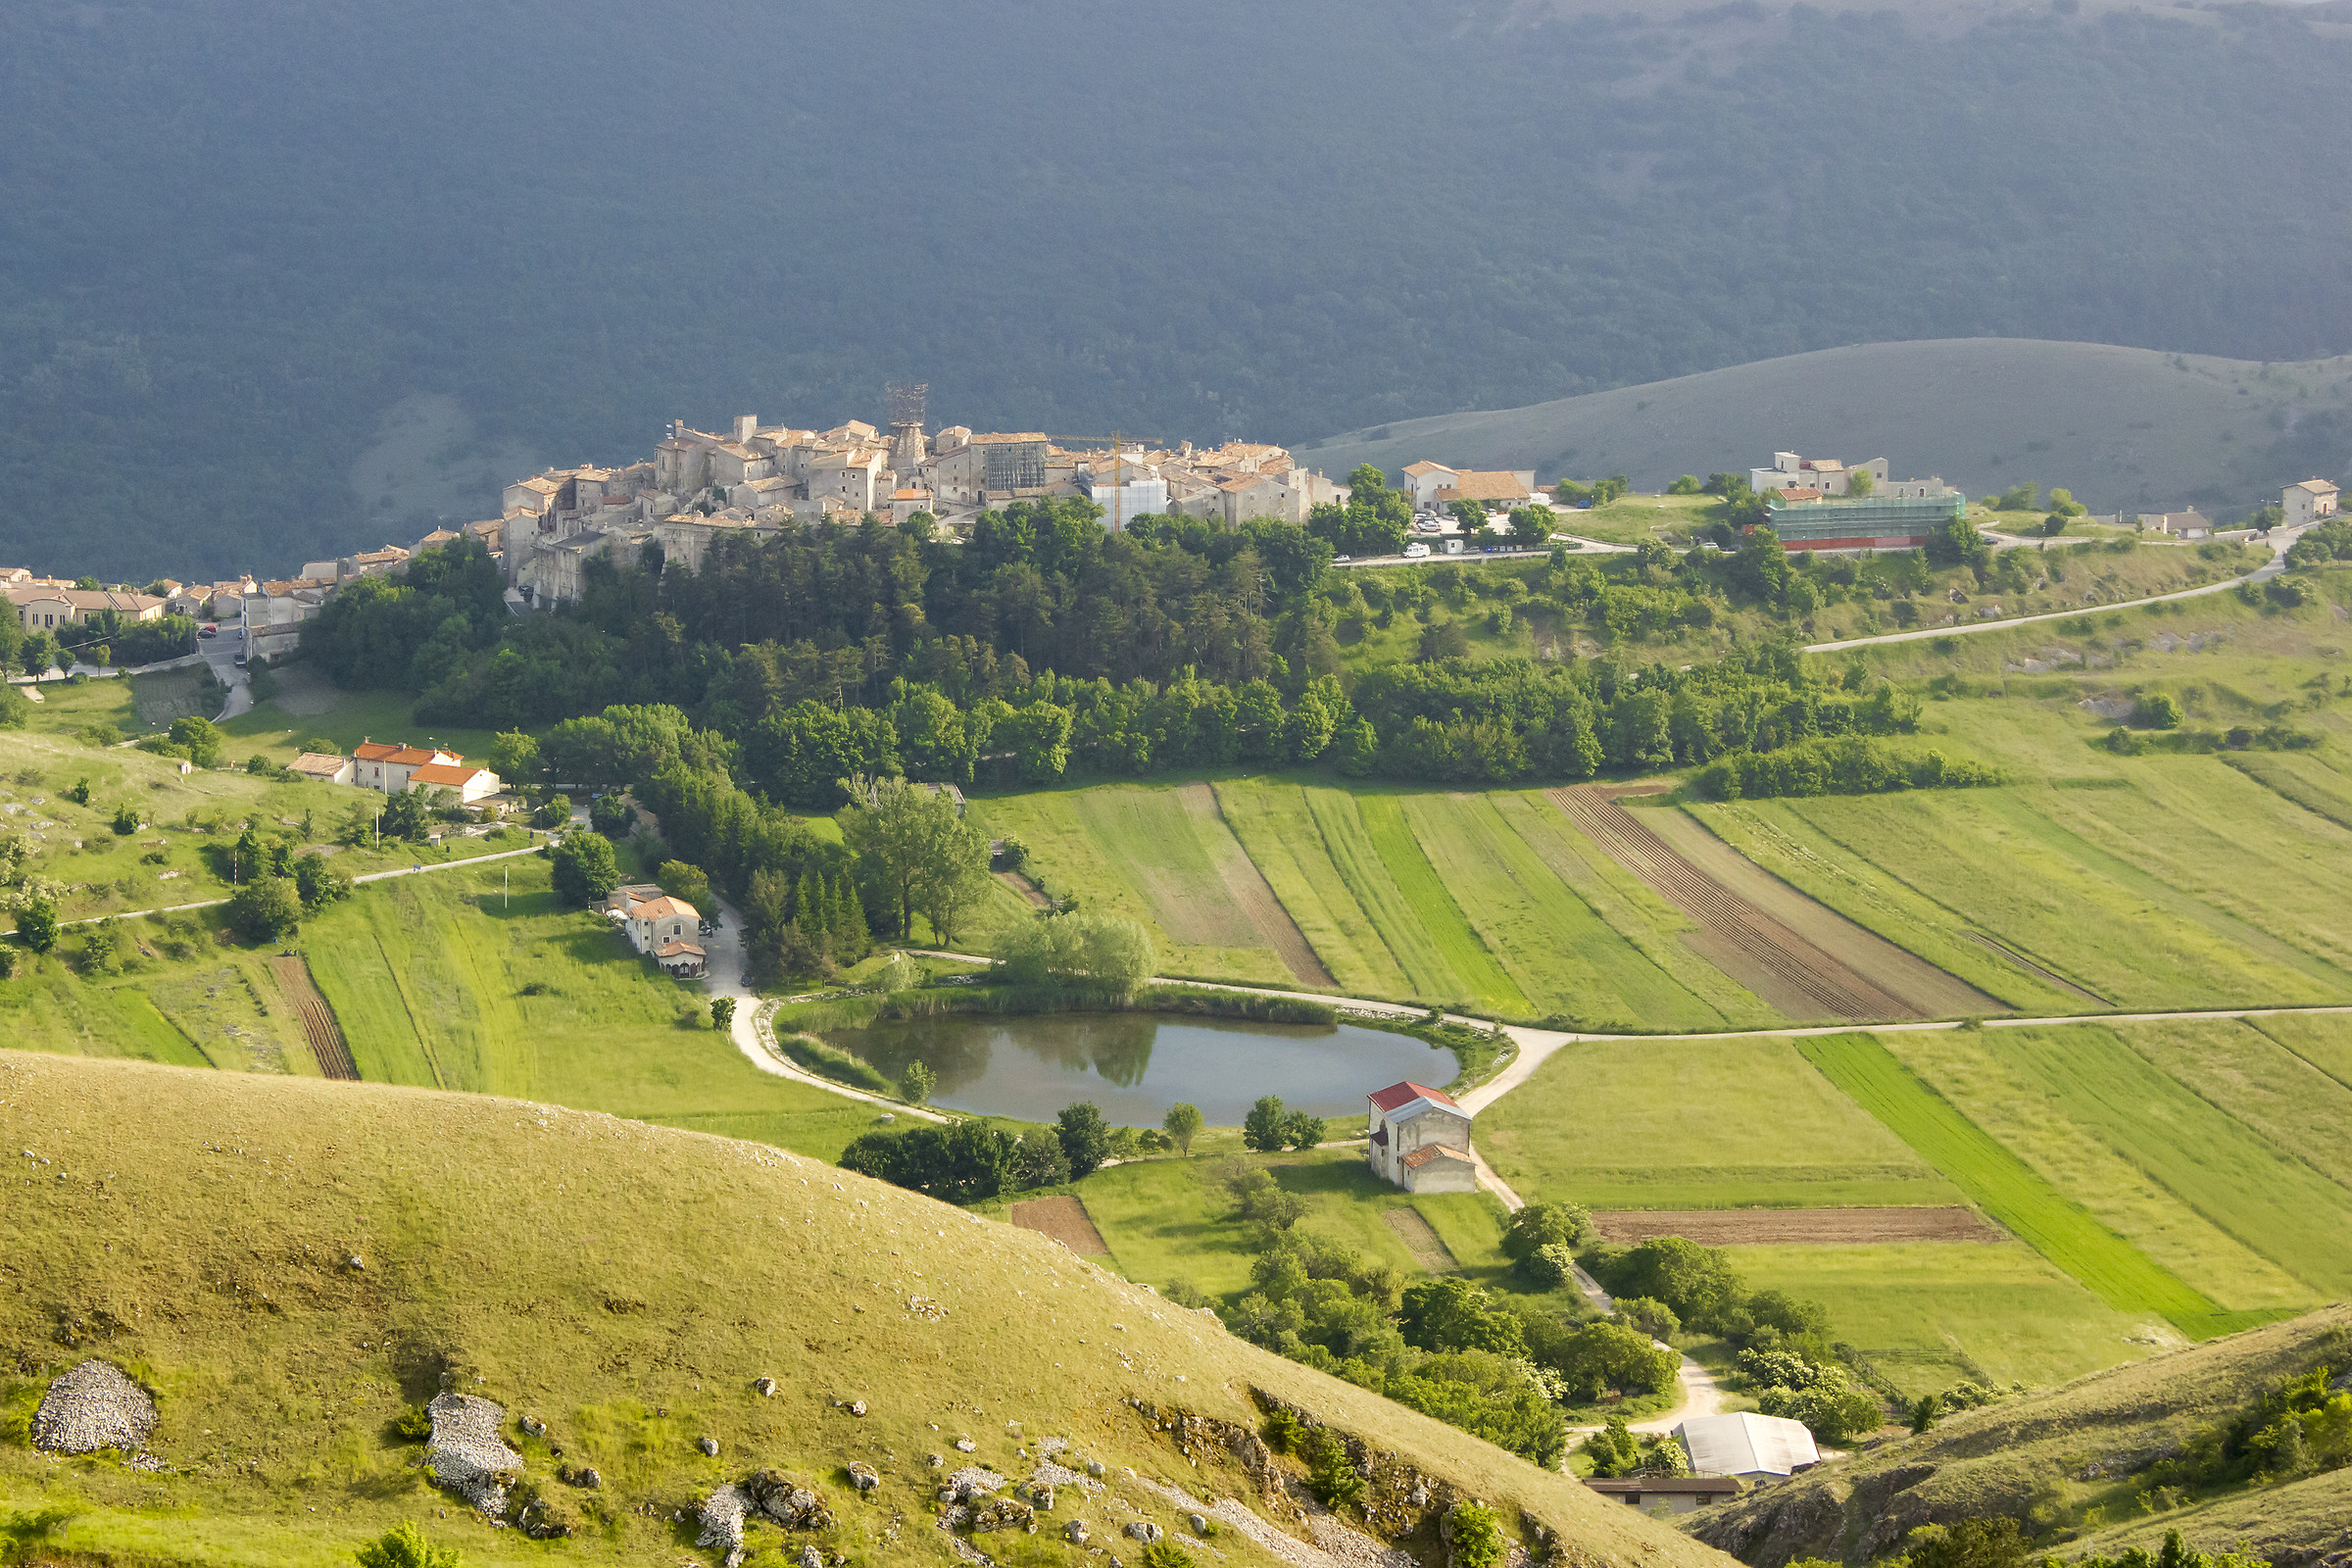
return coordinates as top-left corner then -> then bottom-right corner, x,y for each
1402,541 -> 1431,559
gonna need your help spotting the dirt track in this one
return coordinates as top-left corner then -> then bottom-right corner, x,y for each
1008,1195 -> 1110,1255
1547,786 -> 1992,1021
997,869 -> 1052,909
1592,1206 -> 2001,1246
1187,784 -> 1338,989
267,956 -> 359,1080
1383,1207 -> 1459,1272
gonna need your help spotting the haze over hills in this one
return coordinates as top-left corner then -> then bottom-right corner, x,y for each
6,0 -> 2352,575
1304,339 -> 2352,518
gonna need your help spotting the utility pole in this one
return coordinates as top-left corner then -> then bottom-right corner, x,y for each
504,868 -> 509,911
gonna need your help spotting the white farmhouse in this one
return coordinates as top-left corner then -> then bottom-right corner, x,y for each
1365,1081 -> 1478,1194
610,887 -> 707,976
2284,478 -> 2340,529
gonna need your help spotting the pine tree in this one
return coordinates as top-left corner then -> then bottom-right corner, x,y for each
794,868 -> 825,941
830,872 -> 871,962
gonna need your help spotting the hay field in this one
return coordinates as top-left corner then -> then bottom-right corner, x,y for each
1727,1241 -> 2160,1396
972,784 -> 1296,984
1475,1038 -> 1962,1211
0,1054 -> 1720,1568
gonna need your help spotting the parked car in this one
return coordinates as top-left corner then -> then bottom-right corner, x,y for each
197,625 -> 217,638
1333,554 -> 1351,563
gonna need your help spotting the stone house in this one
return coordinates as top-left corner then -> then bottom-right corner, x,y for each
289,753 -> 356,786
1365,1081 -> 1478,1193
407,761 -> 503,805
352,741 -> 462,794
2285,478 -> 2340,529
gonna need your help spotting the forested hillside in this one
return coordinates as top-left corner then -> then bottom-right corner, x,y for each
6,0 -> 2352,576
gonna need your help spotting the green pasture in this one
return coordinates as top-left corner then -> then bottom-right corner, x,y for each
219,667 -> 506,765
970,784 -> 1291,983
2124,1016 -> 2352,1203
1885,1028 -> 2316,1310
1729,1240 -> 2160,1397
1358,795 -> 1527,1013
1795,1033 -> 2256,1339
2252,1010 -> 2352,1096
1900,1023 -> 2352,1300
1475,1037 -> 1963,1210
1043,1145 -> 1547,1306
2221,748 -> 2352,832
299,858 -> 879,1159
1213,778 -> 1412,997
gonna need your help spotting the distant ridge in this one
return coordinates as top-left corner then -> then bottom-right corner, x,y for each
1302,339 -> 2352,519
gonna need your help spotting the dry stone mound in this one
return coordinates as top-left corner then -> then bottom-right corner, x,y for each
424,1392 -> 523,1515
31,1360 -> 156,1455
699,1482 -> 753,1568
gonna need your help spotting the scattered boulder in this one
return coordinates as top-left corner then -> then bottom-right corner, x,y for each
799,1547 -> 824,1568
756,1377 -> 778,1397
955,1435 -> 978,1452
699,1483 -> 753,1568
1086,1460 -> 1105,1479
557,1464 -> 602,1490
1190,1514 -> 1210,1537
519,1415 -> 547,1438
747,1470 -> 837,1530
1066,1521 -> 1091,1545
848,1462 -> 881,1494
346,1253 -> 365,1270
969,1497 -> 1036,1534
849,1400 -> 868,1417
31,1360 -> 157,1455
1126,1521 -> 1163,1545
927,1452 -> 946,1469
1022,1480 -> 1054,1510
423,1393 -> 523,1515
700,1436 -> 721,1457
512,1483 -> 578,1540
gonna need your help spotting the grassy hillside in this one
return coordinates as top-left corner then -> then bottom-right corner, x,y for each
1306,339 -> 2352,519
0,1052 -> 1731,1568
1682,1303 -> 2352,1563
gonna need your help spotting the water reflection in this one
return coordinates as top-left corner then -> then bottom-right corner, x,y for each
821,1012 -> 1453,1125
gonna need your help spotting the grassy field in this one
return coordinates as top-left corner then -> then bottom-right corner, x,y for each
1728,1241 -> 2160,1396
1358,796 -> 1527,1013
1794,1033 -> 2252,1339
970,783 -> 1294,984
1021,1145 -> 1566,1316
0,1054 -> 1722,1568
1213,778 -> 1413,997
219,665 -> 507,766
1891,1022 -> 2352,1302
1475,1038 -> 1963,1210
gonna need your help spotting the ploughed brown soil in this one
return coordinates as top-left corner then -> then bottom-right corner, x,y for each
997,868 -> 1053,909
1547,785 -> 1998,1021
1007,1195 -> 1111,1256
1592,1206 -> 2002,1246
1383,1207 -> 1461,1272
267,956 -> 359,1080
1185,783 -> 1339,989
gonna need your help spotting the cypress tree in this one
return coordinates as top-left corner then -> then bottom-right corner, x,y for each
830,872 -> 871,962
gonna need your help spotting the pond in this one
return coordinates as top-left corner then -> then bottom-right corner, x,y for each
820,1011 -> 1457,1126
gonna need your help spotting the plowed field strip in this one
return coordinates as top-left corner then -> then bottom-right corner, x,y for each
1548,787 -> 1913,1019
268,956 -> 359,1081
1383,1207 -> 1460,1272
1592,1206 -> 2001,1245
1008,1195 -> 1110,1255
998,869 -> 1052,909
1182,783 -> 1337,989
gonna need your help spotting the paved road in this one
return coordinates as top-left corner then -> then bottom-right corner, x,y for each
198,624 -> 254,719
1804,525 -> 2301,653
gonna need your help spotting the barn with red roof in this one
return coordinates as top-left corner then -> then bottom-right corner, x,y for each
1366,1080 -> 1478,1193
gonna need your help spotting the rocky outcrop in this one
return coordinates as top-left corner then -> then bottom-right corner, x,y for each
747,1469 -> 838,1530
423,1393 -> 523,1515
699,1482 -> 753,1568
969,1496 -> 1035,1533
31,1360 -> 157,1455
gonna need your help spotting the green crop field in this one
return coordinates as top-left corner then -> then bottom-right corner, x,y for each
1890,1023 -> 2352,1302
1476,1038 -> 1962,1210
970,784 -> 1292,984
1794,1033 -> 2261,1339
1213,778 -> 1412,997
2252,1010 -> 2352,1096
1727,1241 -> 2160,1397
1358,795 -> 1528,1014
2119,1017 -> 2352,1203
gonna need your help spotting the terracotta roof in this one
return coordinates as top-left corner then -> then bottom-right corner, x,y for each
1443,470 -> 1537,503
1400,1144 -> 1473,1169
409,762 -> 492,789
654,940 -> 708,959
289,753 -> 348,776
1402,461 -> 1453,477
1775,486 -> 1824,503
1583,1478 -> 1741,1497
1369,1081 -> 1459,1112
627,895 -> 699,922
2293,478 -> 2340,495
353,742 -> 401,761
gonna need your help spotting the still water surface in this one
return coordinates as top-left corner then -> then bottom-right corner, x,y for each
823,1012 -> 1453,1124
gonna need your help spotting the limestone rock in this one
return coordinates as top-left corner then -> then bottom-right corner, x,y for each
748,1470 -> 837,1530
519,1415 -> 548,1438
700,1436 -> 721,1457
1066,1520 -> 1091,1545
558,1463 -> 603,1490
1125,1520 -> 1163,1545
928,1452 -> 946,1469
1022,1480 -> 1054,1510
849,1461 -> 881,1494
423,1393 -> 522,1515
1087,1460 -> 1106,1478
756,1377 -> 778,1397
946,1465 -> 1009,1502
699,1483 -> 752,1568
800,1547 -> 824,1568
1190,1514 -> 1210,1536
31,1361 -> 157,1456
955,1436 -> 978,1452
969,1496 -> 1036,1534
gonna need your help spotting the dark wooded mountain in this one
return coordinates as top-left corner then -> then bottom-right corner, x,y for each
5,0 -> 2351,577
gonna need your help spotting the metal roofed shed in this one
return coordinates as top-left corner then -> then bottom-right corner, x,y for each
1673,1412 -> 1821,1479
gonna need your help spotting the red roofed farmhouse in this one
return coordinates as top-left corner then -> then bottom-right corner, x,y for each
1366,1081 -> 1478,1193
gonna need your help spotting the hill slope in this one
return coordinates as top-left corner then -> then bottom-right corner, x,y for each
1303,339 -> 2352,518
8,0 -> 2352,575
0,1051 -> 1727,1568
1685,1302 -> 2352,1564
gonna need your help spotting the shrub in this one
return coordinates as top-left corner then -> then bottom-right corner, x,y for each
1502,1201 -> 1592,1266
1446,1503 -> 1505,1568
393,1405 -> 434,1441
1242,1095 -> 1290,1152
1301,1428 -> 1363,1509
550,831 -> 619,906
1056,1101 -> 1114,1179
354,1521 -> 463,1568
1280,1110 -> 1326,1150
1613,1296 -> 1681,1340
1142,1543 -> 1195,1568
710,996 -> 736,1032
1516,1242 -> 1577,1291
1548,1320 -> 1679,1402
1259,1407 -> 1300,1454
226,876 -> 303,942
898,1059 -> 934,1104
110,802 -> 139,835
2134,691 -> 2185,729
1163,1102 -> 1203,1154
